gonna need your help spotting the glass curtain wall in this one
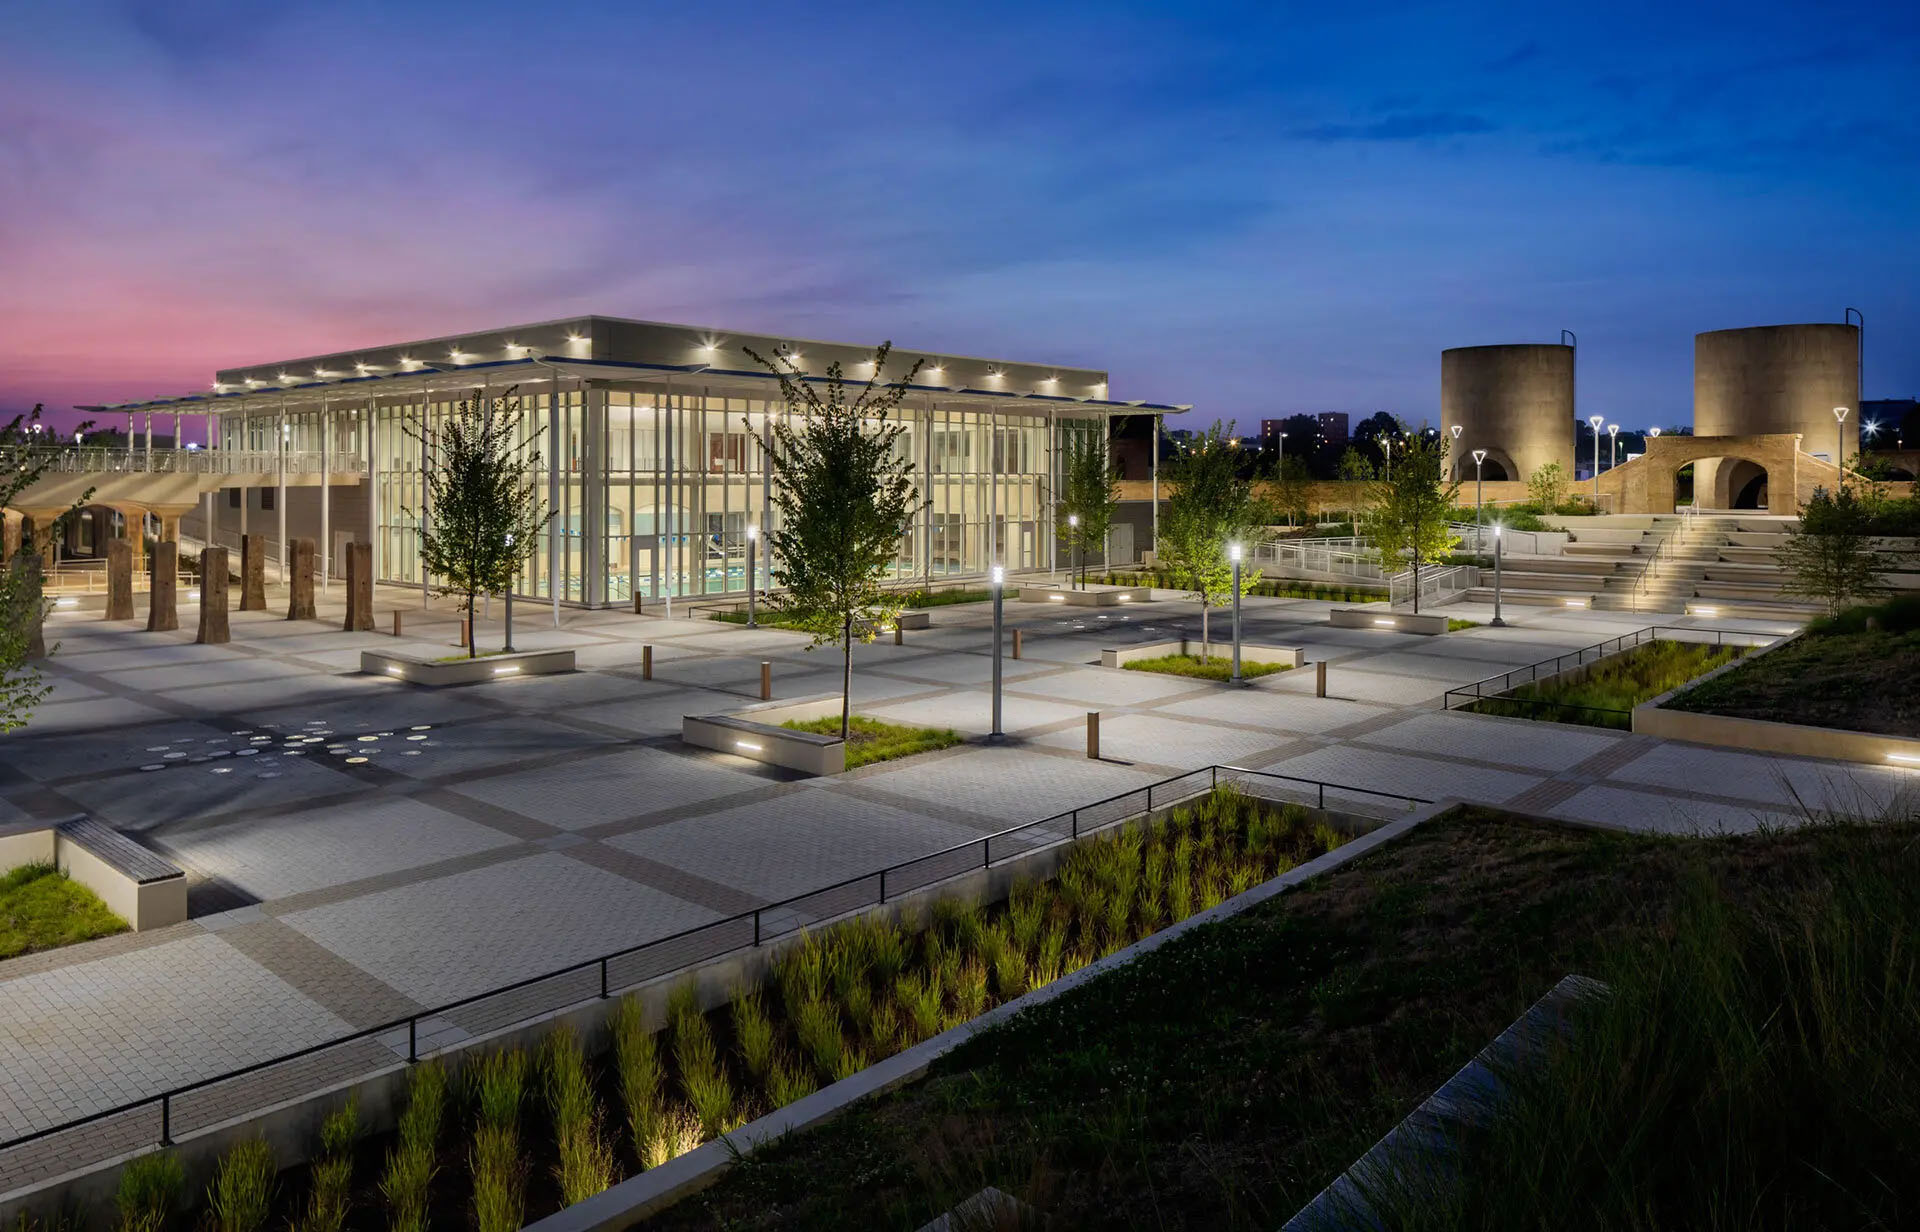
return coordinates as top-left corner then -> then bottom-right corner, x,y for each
230,382 -> 1101,607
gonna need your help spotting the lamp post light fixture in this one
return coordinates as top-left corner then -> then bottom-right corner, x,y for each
989,565 -> 1006,743
1449,424 -> 1463,479
1491,523 -> 1506,627
1607,423 -> 1619,471
1382,435 -> 1393,480
1588,415 -> 1605,506
502,533 -> 515,652
1834,406 -> 1850,480
745,524 -> 758,628
1068,512 -> 1080,590
1471,449 -> 1487,534
1228,541 -> 1244,685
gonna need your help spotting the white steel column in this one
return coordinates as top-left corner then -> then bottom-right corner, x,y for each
421,391 -> 432,609
922,398 -> 934,587
1149,413 -> 1159,560
144,411 -> 152,469
276,406 -> 288,580
662,380 -> 674,619
367,396 -> 381,584
319,399 -> 330,595
549,372 -> 562,626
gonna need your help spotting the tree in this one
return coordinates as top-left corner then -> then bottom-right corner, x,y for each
1057,428 -> 1118,589
409,387 -> 553,657
1160,422 -> 1268,659
1779,486 -> 1892,618
1526,460 -> 1570,511
1336,446 -> 1375,529
747,342 -> 925,740
1,406 -> 93,732
1361,429 -> 1460,613
1271,455 -> 1312,528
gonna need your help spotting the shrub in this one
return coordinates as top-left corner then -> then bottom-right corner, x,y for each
794,996 -> 846,1080
295,1101 -> 358,1232
639,1105 -> 703,1170
205,1139 -> 275,1232
382,1064 -> 444,1232
732,989 -> 777,1082
544,1028 -> 616,1204
114,1151 -> 184,1232
766,1056 -> 819,1109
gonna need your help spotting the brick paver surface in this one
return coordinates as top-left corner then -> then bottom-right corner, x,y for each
0,585 -> 1902,1183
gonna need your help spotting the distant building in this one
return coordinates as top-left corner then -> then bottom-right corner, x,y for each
1258,419 -> 1285,443
1317,412 -> 1349,445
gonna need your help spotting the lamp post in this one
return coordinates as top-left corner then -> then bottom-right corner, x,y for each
1587,414 -> 1605,507
1228,542 -> 1243,685
1491,522 -> 1506,627
1449,424 -> 1463,480
503,533 -> 515,652
1471,448 -> 1487,537
1382,435 -> 1393,480
1068,513 -> 1080,590
989,564 -> 1005,742
745,524 -> 758,628
1607,423 -> 1619,471
1834,406 -> 1850,483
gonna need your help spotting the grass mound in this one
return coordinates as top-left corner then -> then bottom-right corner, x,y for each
1467,640 -> 1741,729
0,863 -> 128,961
779,716 -> 963,769
1120,653 -> 1291,681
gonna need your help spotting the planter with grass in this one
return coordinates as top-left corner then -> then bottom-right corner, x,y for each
683,696 -> 958,775
1329,608 -> 1449,635
360,647 -> 576,687
1101,637 -> 1302,673
53,786 -> 1364,1232
1465,639 -> 1745,730
0,862 -> 128,962
1637,596 -> 1920,763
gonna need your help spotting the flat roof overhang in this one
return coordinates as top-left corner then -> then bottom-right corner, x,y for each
88,355 -> 1192,416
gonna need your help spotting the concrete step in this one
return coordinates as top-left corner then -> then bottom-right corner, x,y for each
1495,571 -> 1615,593
1491,556 -> 1622,576
1681,597 -> 1823,619
1564,543 -> 1639,558
1465,587 -> 1598,609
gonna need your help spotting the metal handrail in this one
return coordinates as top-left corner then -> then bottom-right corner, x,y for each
1440,624 -> 1776,711
1389,563 -> 1475,609
0,763 -> 1429,1161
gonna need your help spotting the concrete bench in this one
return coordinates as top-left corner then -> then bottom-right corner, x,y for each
1101,638 -> 1302,670
895,610 -> 933,630
1328,608 -> 1449,636
1017,585 -> 1151,607
360,647 -> 575,686
0,816 -> 187,931
682,694 -> 849,776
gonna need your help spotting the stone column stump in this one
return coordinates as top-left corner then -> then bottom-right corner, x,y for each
197,546 -> 230,644
146,541 -> 179,632
239,533 -> 267,611
287,538 -> 317,620
343,542 -> 373,631
105,539 -> 134,620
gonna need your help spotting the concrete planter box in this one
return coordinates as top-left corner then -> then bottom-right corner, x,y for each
0,817 -> 186,931
682,694 -> 848,776
1635,633 -> 1920,768
1101,638 -> 1302,670
1017,584 -> 1151,607
1329,607 -> 1447,635
359,647 -> 575,686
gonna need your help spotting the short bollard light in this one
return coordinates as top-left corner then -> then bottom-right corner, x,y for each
1087,710 -> 1100,760
1315,659 -> 1327,698
760,659 -> 772,701
642,643 -> 653,681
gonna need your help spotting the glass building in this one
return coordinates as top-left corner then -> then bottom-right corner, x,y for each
113,317 -> 1184,609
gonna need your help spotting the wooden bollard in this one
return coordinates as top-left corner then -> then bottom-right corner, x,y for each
1087,711 -> 1100,760
893,623 -> 903,646
392,609 -> 404,638
1315,660 -> 1327,698
1012,628 -> 1023,660
642,644 -> 653,681
760,660 -> 772,701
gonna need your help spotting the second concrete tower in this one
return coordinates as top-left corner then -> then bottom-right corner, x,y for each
1440,343 -> 1575,483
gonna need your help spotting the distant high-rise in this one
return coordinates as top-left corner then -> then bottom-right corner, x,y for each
1317,412 -> 1350,444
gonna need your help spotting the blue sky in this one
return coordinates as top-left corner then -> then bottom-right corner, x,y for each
2,0 -> 1915,431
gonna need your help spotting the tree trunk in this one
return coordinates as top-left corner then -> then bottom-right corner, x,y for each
1200,604 -> 1210,662
467,591 -> 477,657
841,617 -> 853,741
1411,547 -> 1421,615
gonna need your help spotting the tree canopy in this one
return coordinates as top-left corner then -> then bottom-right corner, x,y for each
747,342 -> 925,740
1159,421 -> 1268,657
1361,429 -> 1460,612
1057,428 -> 1118,587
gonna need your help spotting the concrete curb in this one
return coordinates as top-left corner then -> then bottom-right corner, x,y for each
526,796 -> 1462,1232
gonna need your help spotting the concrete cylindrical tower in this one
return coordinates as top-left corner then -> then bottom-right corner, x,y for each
1439,344 -> 1575,482
1694,324 -> 1860,460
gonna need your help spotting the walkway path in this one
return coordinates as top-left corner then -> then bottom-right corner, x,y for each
1,585 -> 1912,1191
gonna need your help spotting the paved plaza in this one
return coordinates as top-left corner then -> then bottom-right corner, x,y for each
2,583 -> 1916,1178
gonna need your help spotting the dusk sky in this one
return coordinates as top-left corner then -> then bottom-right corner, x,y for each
4,0 -> 1917,438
